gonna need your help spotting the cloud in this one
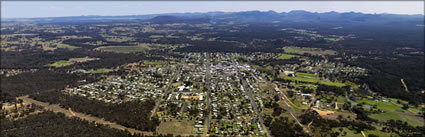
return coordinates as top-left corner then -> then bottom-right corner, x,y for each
48,6 -> 63,10
112,4 -> 129,8
73,6 -> 84,10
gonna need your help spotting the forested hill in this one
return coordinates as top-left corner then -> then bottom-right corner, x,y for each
2,10 -> 424,25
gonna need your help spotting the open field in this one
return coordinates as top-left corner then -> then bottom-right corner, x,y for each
56,43 -> 80,50
48,57 -> 99,67
283,46 -> 337,56
369,112 -> 424,127
88,68 -> 113,73
277,53 -> 297,60
156,120 -> 195,135
95,44 -> 151,53
331,127 -> 395,137
48,60 -> 74,67
280,72 -> 349,87
356,99 -> 424,126
144,61 -> 167,65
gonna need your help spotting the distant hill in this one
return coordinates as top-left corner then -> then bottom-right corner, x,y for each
2,10 -> 423,25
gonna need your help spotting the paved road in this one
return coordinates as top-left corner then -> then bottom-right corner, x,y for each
242,78 -> 272,137
204,54 -> 212,133
151,63 -> 183,118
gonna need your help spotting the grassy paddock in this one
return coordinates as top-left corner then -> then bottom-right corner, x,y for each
88,68 -> 113,73
48,60 -> 74,67
156,120 -> 195,135
95,44 -> 151,53
277,53 -> 297,60
283,46 -> 337,56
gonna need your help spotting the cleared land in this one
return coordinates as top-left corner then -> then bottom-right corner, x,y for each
356,99 -> 424,126
48,57 -> 99,67
56,43 -> 80,50
16,95 -> 154,136
280,72 -> 350,87
283,46 -> 337,56
277,53 -> 297,60
95,44 -> 152,53
144,61 -> 167,65
88,68 -> 113,73
156,120 -> 195,135
48,60 -> 74,67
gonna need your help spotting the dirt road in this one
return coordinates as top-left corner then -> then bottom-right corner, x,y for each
17,95 -> 154,136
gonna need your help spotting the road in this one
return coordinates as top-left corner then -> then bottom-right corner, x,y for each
151,63 -> 183,118
242,78 -> 272,137
17,95 -> 154,136
204,54 -> 212,133
278,92 -> 310,133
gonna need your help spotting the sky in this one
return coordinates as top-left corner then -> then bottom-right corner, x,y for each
1,1 -> 424,18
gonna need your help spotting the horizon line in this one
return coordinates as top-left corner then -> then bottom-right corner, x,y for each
2,9 -> 424,20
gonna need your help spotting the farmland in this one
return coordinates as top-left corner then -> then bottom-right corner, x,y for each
282,46 -> 337,56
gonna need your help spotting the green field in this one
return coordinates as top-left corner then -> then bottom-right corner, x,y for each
277,53 -> 297,60
282,46 -> 337,56
356,99 -> 402,111
357,99 -> 424,126
88,68 -> 113,73
57,43 -> 80,50
156,120 -> 195,135
48,60 -> 74,67
95,44 -> 151,53
331,128 -> 395,137
324,38 -> 337,41
281,72 -> 349,87
144,61 -> 167,65
369,112 -> 423,127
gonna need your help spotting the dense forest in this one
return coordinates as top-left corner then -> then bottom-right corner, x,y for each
1,111 -> 182,137
29,90 -> 160,131
0,69 -> 98,102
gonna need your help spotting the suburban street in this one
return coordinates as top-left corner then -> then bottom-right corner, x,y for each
204,54 -> 211,133
242,77 -> 272,137
150,64 -> 183,118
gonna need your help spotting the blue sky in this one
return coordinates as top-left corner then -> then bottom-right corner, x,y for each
1,1 -> 424,18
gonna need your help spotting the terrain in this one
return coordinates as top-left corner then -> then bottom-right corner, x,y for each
1,10 -> 424,137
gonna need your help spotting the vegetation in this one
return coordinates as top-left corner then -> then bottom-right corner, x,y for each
1,111 -> 144,137
48,60 -> 74,67
95,44 -> 151,53
88,68 -> 113,73
277,53 -> 297,60
29,91 -> 160,131
282,46 -> 337,56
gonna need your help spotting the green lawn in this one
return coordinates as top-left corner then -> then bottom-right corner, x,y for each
277,53 -> 297,60
88,68 -> 113,73
48,60 -> 74,67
